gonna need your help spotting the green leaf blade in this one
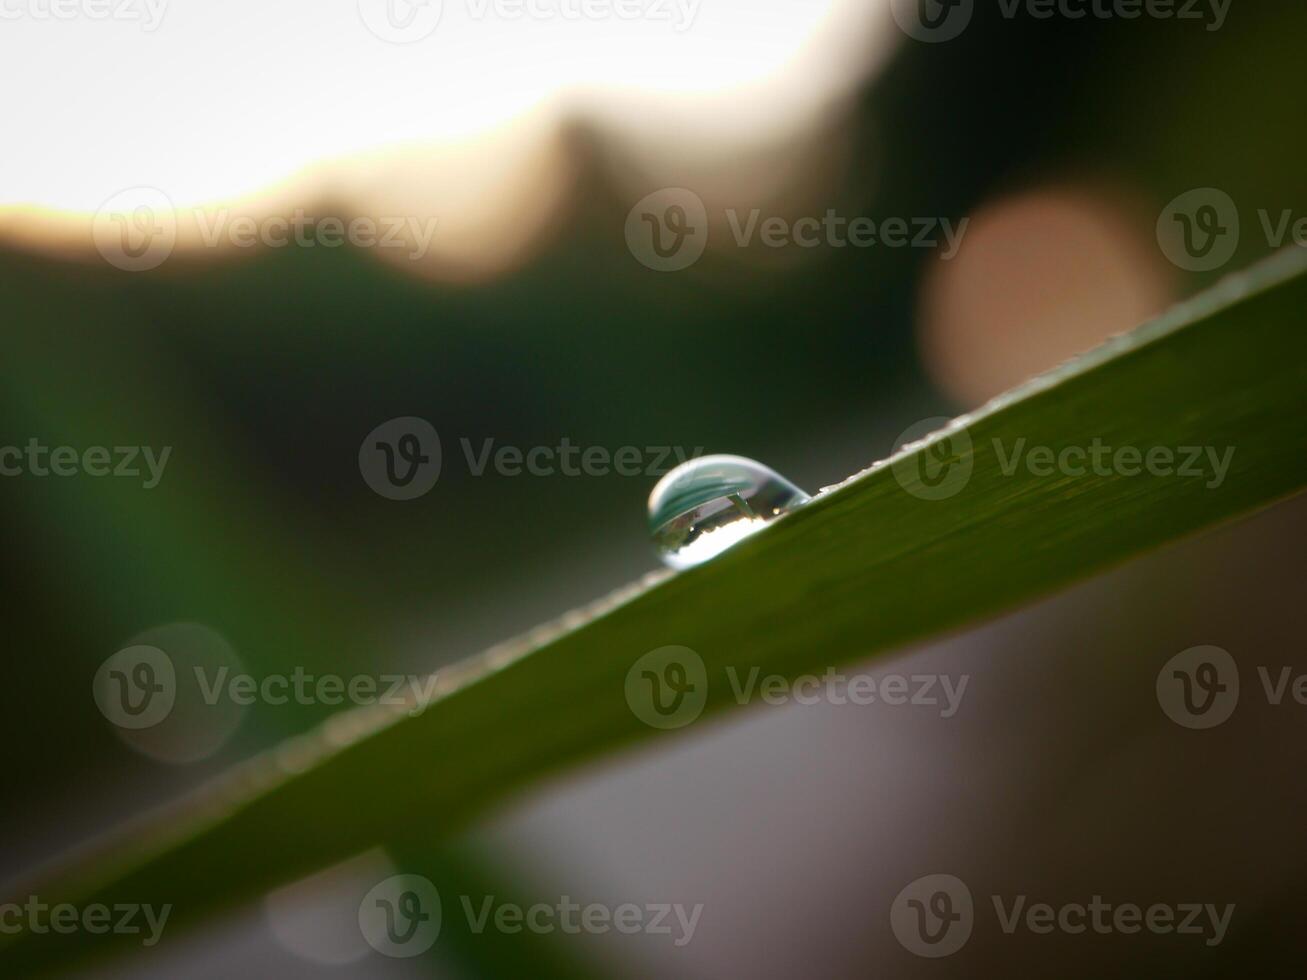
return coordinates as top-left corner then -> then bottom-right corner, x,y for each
6,250 -> 1307,975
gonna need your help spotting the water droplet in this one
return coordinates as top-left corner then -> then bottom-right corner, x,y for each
648,454 -> 810,569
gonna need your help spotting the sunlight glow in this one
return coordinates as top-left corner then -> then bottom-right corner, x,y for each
664,517 -> 771,570
0,0 -> 888,277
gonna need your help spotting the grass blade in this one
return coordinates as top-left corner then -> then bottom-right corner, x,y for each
6,250 -> 1307,974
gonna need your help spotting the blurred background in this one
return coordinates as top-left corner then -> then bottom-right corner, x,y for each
3,0 -> 1306,975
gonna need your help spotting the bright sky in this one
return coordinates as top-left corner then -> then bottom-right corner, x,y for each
1,0 -> 888,212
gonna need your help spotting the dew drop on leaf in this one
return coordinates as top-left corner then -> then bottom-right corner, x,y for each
648,454 -> 810,569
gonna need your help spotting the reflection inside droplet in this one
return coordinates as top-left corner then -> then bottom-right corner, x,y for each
648,454 -> 809,569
